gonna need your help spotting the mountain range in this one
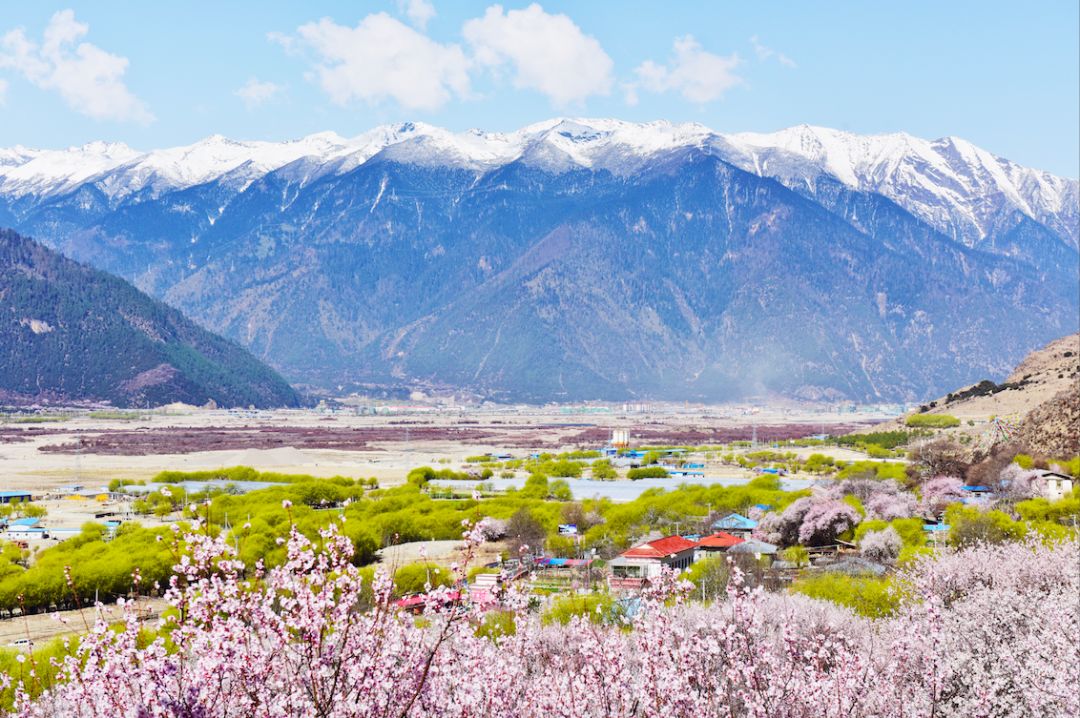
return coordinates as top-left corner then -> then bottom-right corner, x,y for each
1,119 -> 1076,402
0,228 -> 300,408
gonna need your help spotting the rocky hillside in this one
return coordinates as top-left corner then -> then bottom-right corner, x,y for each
1007,334 -> 1080,456
887,333 -> 1079,455
919,333 -> 1079,419
0,228 -> 302,408
2,120 -> 1076,402
1014,387 -> 1080,458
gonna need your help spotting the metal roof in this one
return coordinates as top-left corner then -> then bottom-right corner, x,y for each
712,513 -> 758,530
696,531 -> 745,549
621,535 -> 698,559
726,539 -> 778,555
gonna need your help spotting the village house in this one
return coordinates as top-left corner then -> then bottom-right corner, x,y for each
693,531 -> 745,561
608,535 -> 698,588
0,491 -> 33,504
1034,470 -> 1074,502
4,518 -> 47,541
711,512 -> 758,539
726,539 -> 779,561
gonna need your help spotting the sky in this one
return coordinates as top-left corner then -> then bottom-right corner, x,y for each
0,1 -> 1077,176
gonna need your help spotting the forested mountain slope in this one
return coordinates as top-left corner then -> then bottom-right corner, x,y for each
0,228 -> 301,408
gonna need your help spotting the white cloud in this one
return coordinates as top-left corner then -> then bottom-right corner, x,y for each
235,78 -> 283,109
0,9 -> 152,123
287,13 -> 470,111
398,0 -> 436,31
463,3 -> 613,106
266,31 -> 297,55
750,35 -> 796,68
0,78 -> 7,105
632,36 -> 742,104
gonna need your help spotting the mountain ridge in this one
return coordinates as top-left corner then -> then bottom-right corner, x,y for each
2,119 -> 1075,250
0,228 -> 302,408
1,119 -> 1076,404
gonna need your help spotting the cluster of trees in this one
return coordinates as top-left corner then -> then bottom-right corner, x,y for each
715,449 -> 910,479
8,525 -> 1076,717
905,413 -> 961,428
460,451 -> 601,479
625,466 -> 669,480
2,441 -> 1075,620
0,524 -> 173,617
0,501 -> 46,521
0,469 -> 805,617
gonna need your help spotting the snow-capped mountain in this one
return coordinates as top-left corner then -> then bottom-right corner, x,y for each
2,119 -> 1074,249
722,124 -> 1078,247
1,119 -> 1076,403
0,140 -> 140,198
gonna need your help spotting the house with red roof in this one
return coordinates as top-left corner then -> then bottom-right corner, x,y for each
693,531 -> 745,561
608,535 -> 698,588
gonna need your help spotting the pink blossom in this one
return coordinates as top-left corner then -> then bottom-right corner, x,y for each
797,499 -> 860,545
920,475 -> 966,515
11,524 -> 1077,718
860,526 -> 903,563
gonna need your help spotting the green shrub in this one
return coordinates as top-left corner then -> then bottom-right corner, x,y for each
590,459 -> 617,480
791,574 -> 903,618
685,556 -> 731,600
627,467 -> 669,480
1059,456 -> 1079,478
782,545 -> 809,567
945,505 -> 1027,547
836,430 -> 920,450
835,461 -> 906,481
1015,493 -> 1080,525
905,414 -> 961,429
542,593 -> 623,625
474,609 -> 516,640
393,564 -> 453,596
0,634 -> 80,710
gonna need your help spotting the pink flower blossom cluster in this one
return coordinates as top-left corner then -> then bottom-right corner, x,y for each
754,494 -> 860,547
7,525 -> 1077,718
920,476 -> 967,515
859,526 -> 903,563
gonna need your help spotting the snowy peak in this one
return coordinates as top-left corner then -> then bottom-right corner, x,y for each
723,124 -> 1077,245
96,132 -> 365,198
0,119 -> 1075,247
0,140 -> 139,196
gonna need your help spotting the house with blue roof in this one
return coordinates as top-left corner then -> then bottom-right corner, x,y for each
0,491 -> 32,504
712,512 -> 758,539
4,525 -> 46,541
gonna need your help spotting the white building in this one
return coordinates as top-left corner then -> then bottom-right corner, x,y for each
1038,471 -> 1075,502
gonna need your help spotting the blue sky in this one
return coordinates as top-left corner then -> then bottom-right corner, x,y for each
1,1 -> 1077,175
